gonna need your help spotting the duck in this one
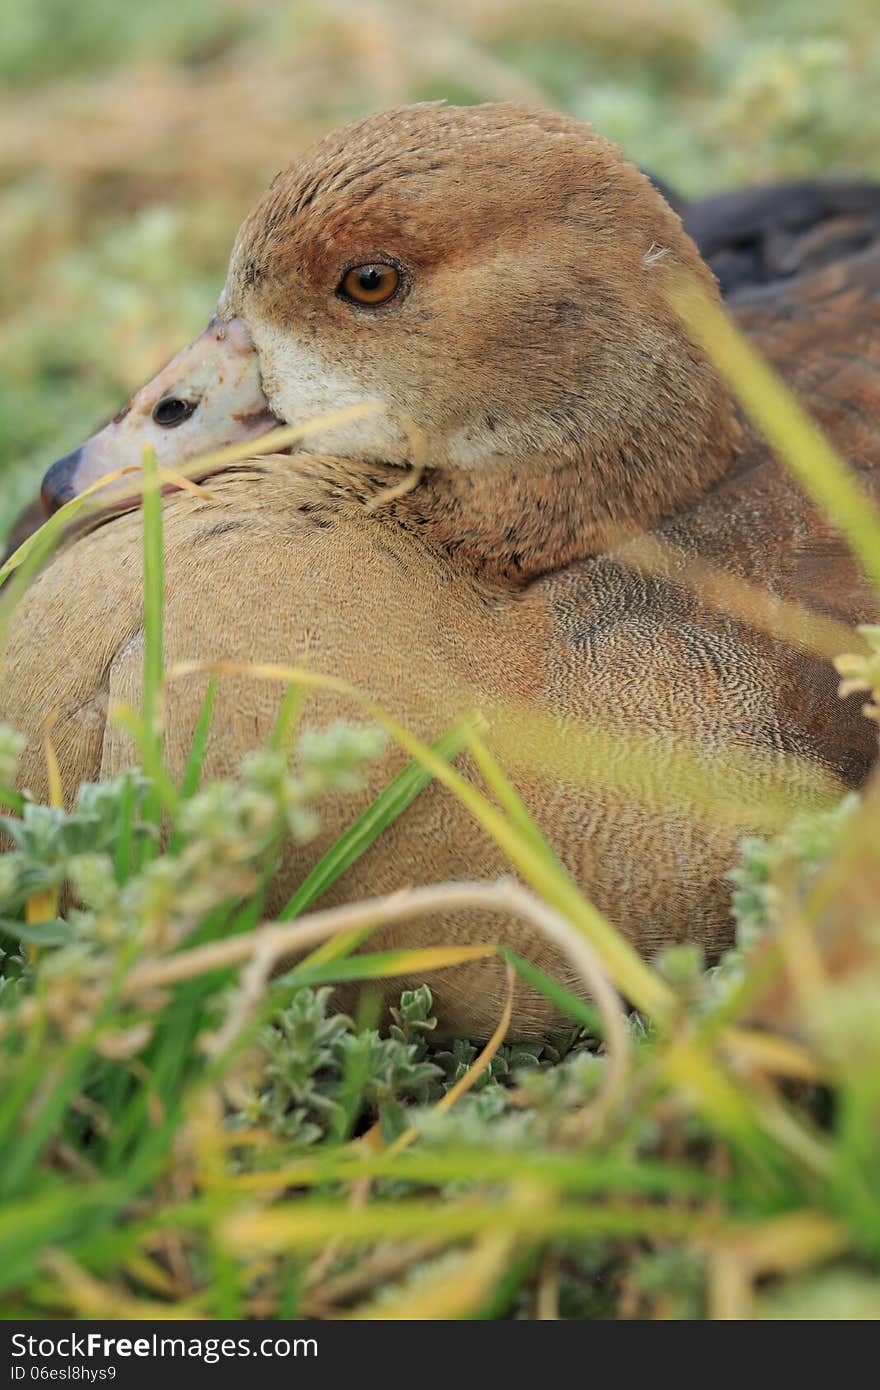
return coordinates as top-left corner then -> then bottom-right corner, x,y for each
7,165 -> 880,568
1,102 -> 878,1037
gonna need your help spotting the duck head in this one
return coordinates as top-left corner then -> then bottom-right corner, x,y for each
41,102 -> 739,575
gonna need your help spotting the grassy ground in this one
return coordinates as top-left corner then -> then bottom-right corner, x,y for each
2,0 -> 880,1321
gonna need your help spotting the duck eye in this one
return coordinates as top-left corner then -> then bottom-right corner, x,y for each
338,263 -> 400,306
152,396 -> 197,428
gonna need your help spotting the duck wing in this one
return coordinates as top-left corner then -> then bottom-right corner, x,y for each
647,240 -> 880,785
684,178 -> 880,297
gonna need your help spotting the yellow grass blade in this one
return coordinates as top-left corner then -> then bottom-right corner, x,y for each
618,532 -> 864,664
221,1195 -> 701,1255
296,926 -> 374,970
670,277 -> 880,599
346,1230 -> 515,1320
322,944 -> 497,980
160,400 -> 385,478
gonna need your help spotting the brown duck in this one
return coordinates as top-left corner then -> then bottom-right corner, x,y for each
1,104 -> 878,1036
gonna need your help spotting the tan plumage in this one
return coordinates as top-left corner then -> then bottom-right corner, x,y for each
1,104 -> 878,1036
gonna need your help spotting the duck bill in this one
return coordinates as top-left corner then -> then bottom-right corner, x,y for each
40,315 -> 279,514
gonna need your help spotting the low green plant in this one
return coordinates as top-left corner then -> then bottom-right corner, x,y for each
0,682 -> 876,1318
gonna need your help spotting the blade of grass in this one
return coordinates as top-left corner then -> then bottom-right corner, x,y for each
500,947 -> 603,1038
347,1228 -> 515,1320
279,718 -> 473,922
178,677 -> 216,801
0,405 -> 386,590
295,925 -> 374,971
464,721 -> 557,861
110,704 -> 180,820
222,1195 -> 702,1254
278,944 -> 497,990
670,276 -> 880,600
214,1148 -> 721,1199
113,774 -> 137,885
140,443 -> 164,864
166,676 -> 217,856
0,515 -> 71,655
268,678 -> 308,756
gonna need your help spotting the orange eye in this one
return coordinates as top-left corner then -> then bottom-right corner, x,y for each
339,263 -> 401,306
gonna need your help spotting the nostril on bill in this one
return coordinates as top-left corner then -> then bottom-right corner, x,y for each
152,396 -> 198,428
40,448 -> 83,516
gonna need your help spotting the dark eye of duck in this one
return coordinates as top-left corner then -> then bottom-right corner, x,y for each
152,396 -> 197,428
338,263 -> 401,306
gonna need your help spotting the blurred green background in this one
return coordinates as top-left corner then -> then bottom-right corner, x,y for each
1,0 -> 878,541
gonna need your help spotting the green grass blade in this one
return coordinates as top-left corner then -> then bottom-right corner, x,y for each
179,677 -> 216,801
139,443 -> 165,863
278,719 -> 471,921
166,676 -> 217,855
268,678 -> 308,756
111,704 -> 180,820
113,772 -> 138,885
500,948 -> 603,1037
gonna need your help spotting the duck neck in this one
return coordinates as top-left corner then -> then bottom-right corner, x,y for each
389,398 -> 741,586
